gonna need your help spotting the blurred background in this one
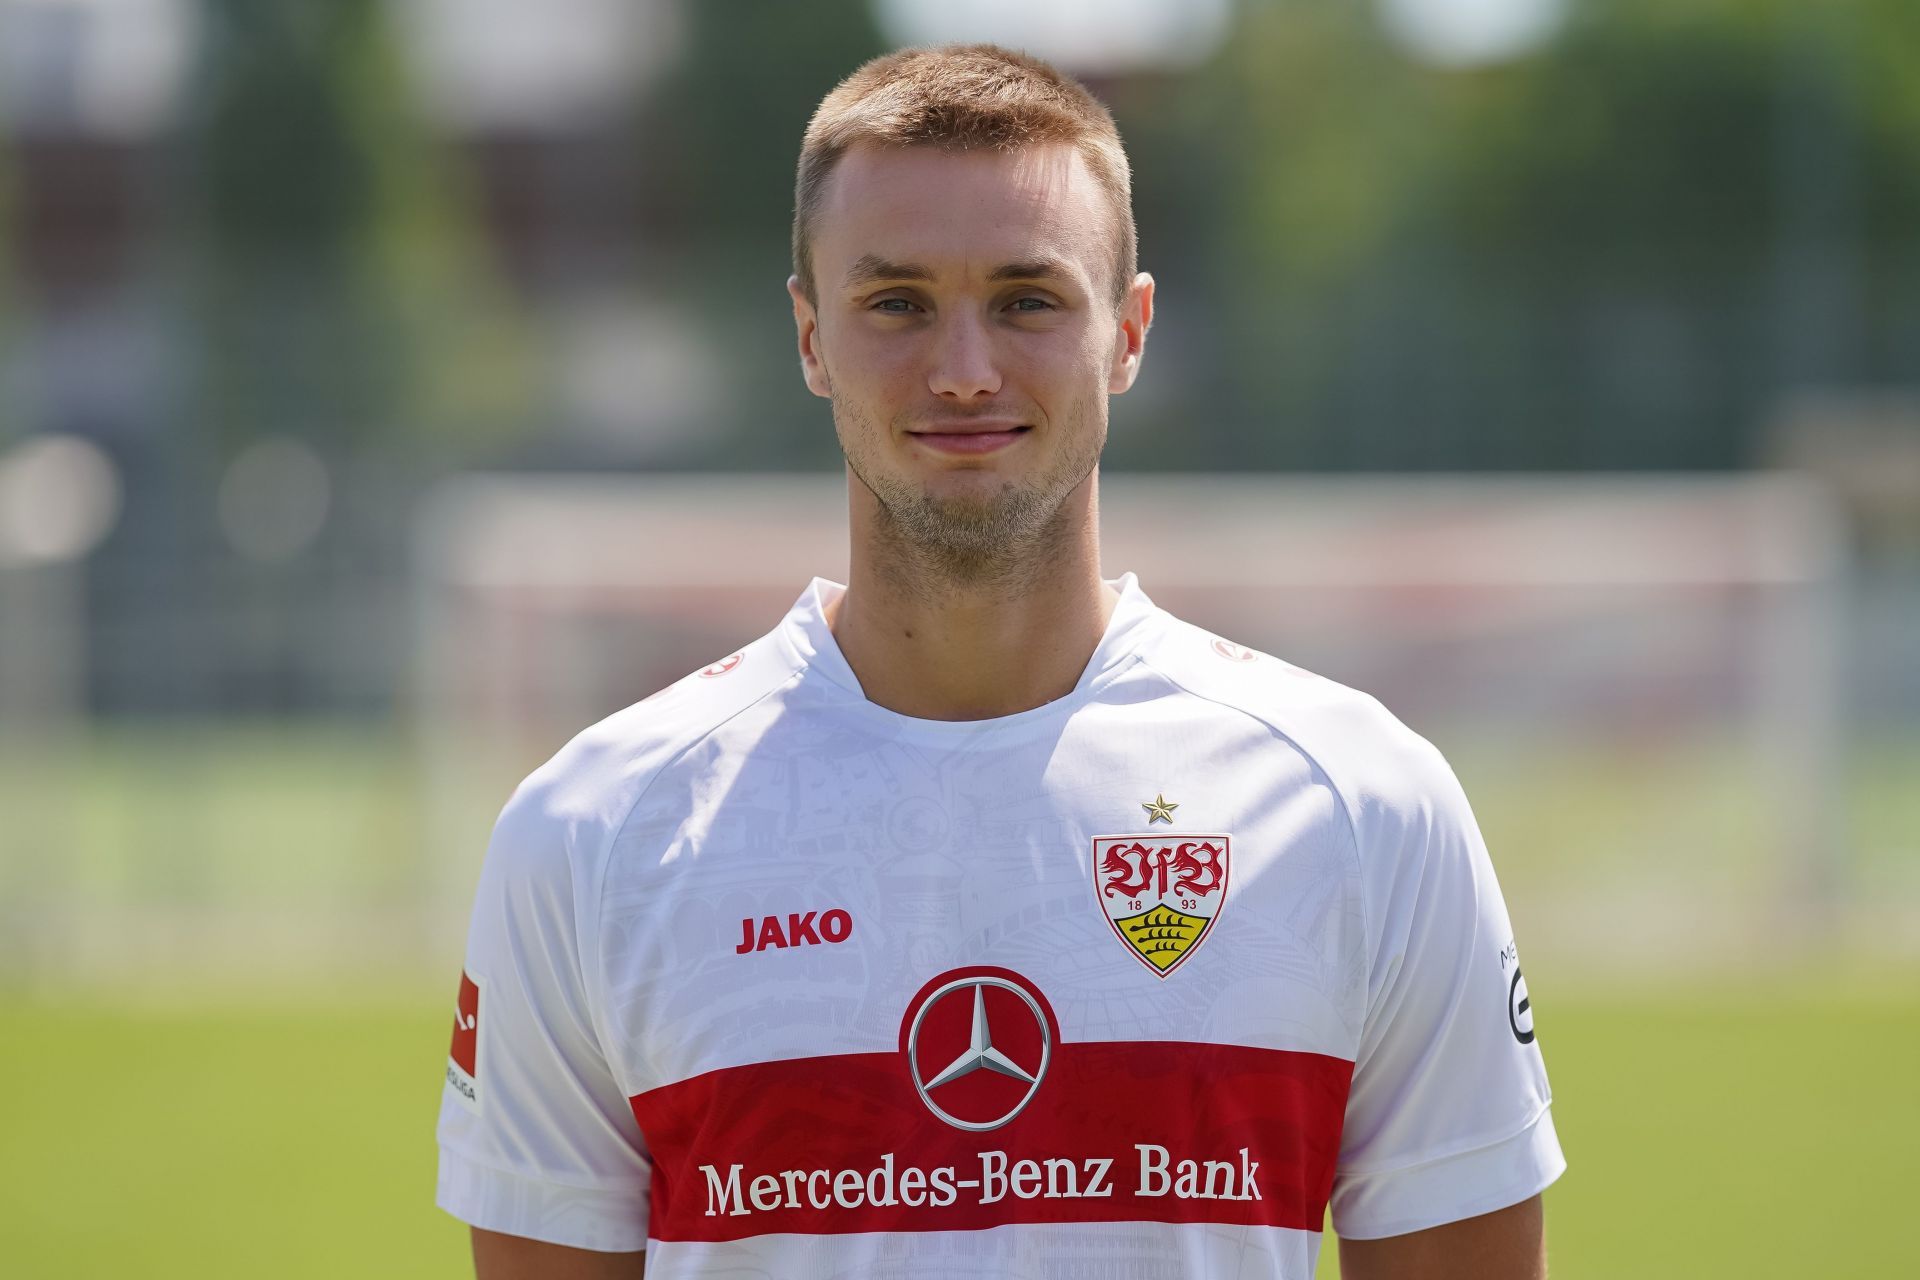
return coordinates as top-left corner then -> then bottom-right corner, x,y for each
1,1 -> 1915,1276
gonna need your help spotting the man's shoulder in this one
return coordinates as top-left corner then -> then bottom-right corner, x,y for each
1135,609 -> 1461,828
494,630 -> 805,856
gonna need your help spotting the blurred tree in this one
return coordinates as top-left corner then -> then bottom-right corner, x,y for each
1207,0 -> 1920,471
347,13 -> 537,454
0,138 -> 16,445
187,0 -> 393,451
183,0 -> 532,458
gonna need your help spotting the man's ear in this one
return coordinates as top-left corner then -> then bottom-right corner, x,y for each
789,275 -> 832,399
1108,272 -> 1155,395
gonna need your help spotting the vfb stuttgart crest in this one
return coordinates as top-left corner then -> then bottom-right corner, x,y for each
1093,834 -> 1230,977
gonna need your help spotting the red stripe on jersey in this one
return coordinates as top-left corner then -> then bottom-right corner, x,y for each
630,1040 -> 1352,1243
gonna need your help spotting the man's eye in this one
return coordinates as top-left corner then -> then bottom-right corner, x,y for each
1009,297 -> 1055,312
872,298 -> 918,314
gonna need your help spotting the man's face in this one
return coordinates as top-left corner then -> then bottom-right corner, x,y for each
790,141 -> 1152,569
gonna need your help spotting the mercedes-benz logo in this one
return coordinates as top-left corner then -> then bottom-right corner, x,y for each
903,971 -> 1053,1133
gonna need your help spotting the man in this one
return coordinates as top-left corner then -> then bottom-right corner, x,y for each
436,44 -> 1564,1280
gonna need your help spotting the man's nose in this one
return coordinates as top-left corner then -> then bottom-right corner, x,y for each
926,312 -> 1002,400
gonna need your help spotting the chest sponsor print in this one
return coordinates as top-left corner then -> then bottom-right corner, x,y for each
626,965 -> 1352,1243
1093,833 -> 1231,977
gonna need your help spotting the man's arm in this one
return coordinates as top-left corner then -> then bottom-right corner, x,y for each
472,1228 -> 645,1279
1338,1193 -> 1545,1280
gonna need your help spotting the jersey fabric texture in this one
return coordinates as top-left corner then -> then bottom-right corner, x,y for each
436,574 -> 1565,1277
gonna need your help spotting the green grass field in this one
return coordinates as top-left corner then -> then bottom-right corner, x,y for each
3,985 -> 1914,1278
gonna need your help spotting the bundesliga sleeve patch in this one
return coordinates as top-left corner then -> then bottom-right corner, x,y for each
446,969 -> 482,1114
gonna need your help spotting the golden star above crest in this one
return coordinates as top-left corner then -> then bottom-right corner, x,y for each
1142,793 -> 1179,824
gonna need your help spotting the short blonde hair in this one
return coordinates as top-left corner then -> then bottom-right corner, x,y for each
793,43 -> 1136,307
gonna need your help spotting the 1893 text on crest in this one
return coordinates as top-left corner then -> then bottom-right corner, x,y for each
1092,834 -> 1231,978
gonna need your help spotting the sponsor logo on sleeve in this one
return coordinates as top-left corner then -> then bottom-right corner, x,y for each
1499,939 -> 1535,1045
446,969 -> 482,1114
1508,968 -> 1535,1045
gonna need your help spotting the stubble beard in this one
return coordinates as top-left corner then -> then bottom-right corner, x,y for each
833,393 -> 1104,597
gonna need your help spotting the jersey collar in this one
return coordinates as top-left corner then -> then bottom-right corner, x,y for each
776,572 -> 1159,735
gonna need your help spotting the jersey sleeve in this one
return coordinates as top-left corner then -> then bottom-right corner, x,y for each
1329,730 -> 1565,1240
434,774 -> 652,1252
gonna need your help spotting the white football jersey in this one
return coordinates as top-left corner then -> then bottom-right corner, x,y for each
436,573 -> 1564,1277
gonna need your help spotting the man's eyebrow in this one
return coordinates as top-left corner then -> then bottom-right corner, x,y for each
841,255 -> 1081,290
843,254 -> 934,289
987,259 -> 1076,284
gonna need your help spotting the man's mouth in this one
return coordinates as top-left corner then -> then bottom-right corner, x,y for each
907,425 -> 1031,455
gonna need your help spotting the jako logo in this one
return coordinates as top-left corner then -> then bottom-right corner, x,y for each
736,909 -> 853,954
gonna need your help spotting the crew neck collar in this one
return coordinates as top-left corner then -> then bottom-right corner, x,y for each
775,572 -> 1159,737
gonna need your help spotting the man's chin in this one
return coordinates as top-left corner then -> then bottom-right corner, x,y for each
908,499 -> 1007,536
902,473 -> 1013,513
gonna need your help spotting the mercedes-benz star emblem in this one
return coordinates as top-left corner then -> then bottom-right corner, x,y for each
903,971 -> 1053,1133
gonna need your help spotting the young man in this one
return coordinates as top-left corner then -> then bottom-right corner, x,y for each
437,44 -> 1564,1280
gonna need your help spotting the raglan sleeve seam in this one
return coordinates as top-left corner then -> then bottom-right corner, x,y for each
587,661 -> 812,1094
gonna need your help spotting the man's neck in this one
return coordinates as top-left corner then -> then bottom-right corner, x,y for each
826,476 -> 1118,722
